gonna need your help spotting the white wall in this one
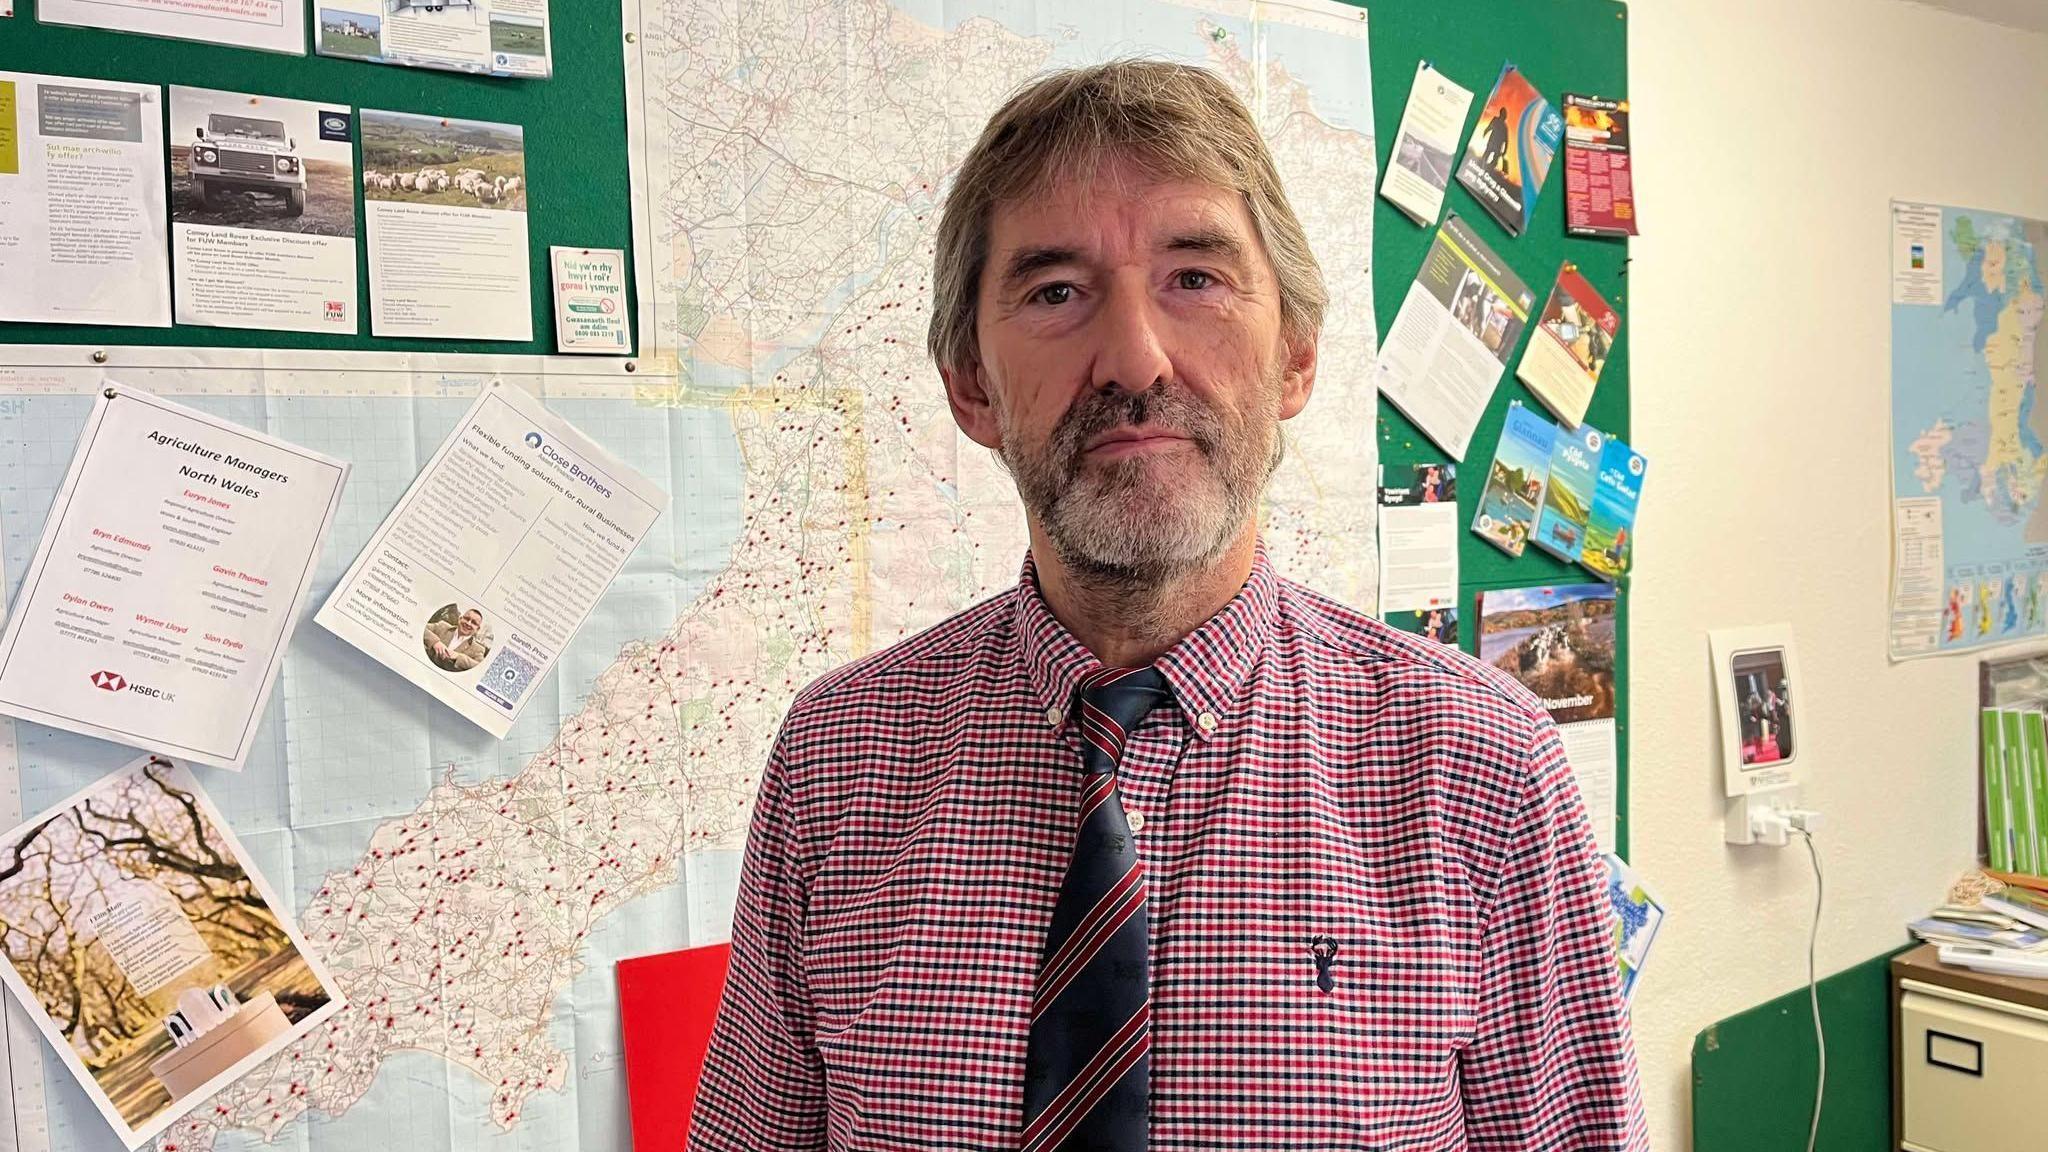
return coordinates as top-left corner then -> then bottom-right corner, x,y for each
1626,0 -> 2048,1147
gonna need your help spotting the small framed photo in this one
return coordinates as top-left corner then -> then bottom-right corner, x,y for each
1710,625 -> 1802,797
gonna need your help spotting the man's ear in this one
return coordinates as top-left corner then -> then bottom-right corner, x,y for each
1277,330 -> 1319,421
943,357 -> 1004,451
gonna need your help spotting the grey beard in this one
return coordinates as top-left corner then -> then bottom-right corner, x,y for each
1002,377 -> 1283,588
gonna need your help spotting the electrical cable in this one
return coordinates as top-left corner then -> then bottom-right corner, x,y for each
1794,826 -> 1825,1152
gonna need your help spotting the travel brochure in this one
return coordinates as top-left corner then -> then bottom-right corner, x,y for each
1471,402 -> 1647,580
1472,402 -> 1557,558
1377,462 -> 1459,621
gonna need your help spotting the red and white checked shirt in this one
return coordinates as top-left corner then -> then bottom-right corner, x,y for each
689,546 -> 1648,1150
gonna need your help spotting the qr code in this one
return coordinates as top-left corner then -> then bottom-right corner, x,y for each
476,644 -> 541,712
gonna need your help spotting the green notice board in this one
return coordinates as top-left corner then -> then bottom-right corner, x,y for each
1364,0 -> 1633,855
0,1 -> 635,356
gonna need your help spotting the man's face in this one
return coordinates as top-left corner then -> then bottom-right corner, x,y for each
943,155 -> 1316,581
457,611 -> 481,636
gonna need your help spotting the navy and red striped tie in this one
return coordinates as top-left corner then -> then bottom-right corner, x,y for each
1022,665 -> 1172,1151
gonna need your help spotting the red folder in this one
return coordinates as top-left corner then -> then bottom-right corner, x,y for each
617,942 -> 733,1150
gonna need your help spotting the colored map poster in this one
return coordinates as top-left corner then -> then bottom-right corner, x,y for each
0,0 -> 1379,1148
1890,201 -> 2048,659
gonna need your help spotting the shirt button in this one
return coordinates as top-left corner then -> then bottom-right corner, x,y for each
1197,711 -> 1218,732
1127,807 -> 1146,832
1045,705 -> 1063,726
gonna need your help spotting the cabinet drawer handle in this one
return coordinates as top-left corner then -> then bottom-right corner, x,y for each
1926,1030 -> 1983,1076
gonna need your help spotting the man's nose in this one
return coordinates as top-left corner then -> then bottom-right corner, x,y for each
1088,276 -> 1171,396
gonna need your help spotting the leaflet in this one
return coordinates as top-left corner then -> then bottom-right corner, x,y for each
1377,462 -> 1459,614
315,381 -> 666,737
0,72 -> 171,327
171,88 -> 360,334
1562,93 -> 1637,238
0,756 -> 343,1149
1580,435 -> 1647,582
363,109 -> 532,340
0,385 -> 348,770
315,0 -> 551,79
1517,262 -> 1620,430
38,0 -> 306,55
1372,214 -> 1534,459
1380,61 -> 1473,226
1478,584 -> 1619,852
552,246 -> 631,353
1471,401 -> 1556,558
1455,62 -> 1563,237
1532,422 -> 1603,563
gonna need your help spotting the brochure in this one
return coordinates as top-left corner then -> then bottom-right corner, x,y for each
315,381 -> 666,737
1579,435 -> 1647,581
1472,402 -> 1557,558
1517,263 -> 1620,430
0,756 -> 343,1148
1372,214 -> 1535,459
1533,422 -> 1603,563
315,0 -> 551,79
1380,61 -> 1474,226
1563,93 -> 1637,237
170,88 -> 359,334
1455,63 -> 1564,237
1377,462 -> 1459,616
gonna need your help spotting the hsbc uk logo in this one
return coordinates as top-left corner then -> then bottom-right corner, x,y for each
89,670 -> 175,702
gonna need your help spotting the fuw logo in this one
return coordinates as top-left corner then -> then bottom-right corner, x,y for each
90,671 -> 127,692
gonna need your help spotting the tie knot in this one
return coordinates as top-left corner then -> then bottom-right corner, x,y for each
1074,666 -> 1172,773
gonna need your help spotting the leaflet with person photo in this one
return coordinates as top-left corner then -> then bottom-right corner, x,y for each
0,755 -> 343,1149
315,0 -> 551,78
1371,214 -> 1534,460
1477,583 -> 1619,851
1377,462 -> 1459,618
314,381 -> 666,738
170,88 -> 360,334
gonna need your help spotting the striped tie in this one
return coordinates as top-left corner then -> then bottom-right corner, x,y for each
1022,665 -> 1172,1152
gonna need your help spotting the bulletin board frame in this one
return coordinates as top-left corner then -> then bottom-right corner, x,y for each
0,1 -> 646,361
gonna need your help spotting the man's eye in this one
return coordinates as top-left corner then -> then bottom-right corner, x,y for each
1034,283 -> 1074,306
1177,270 -> 1214,291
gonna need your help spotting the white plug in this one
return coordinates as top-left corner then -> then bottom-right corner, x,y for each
1784,809 -> 1823,835
1750,805 -> 1791,846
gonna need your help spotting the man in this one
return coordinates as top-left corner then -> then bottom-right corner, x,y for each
689,60 -> 1645,1150
424,607 -> 489,671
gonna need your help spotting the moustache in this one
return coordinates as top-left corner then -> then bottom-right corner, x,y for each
1051,385 -> 1223,468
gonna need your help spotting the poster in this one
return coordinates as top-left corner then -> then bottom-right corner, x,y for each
37,0 -> 306,55
0,757 -> 343,1148
1478,584 -> 1619,852
315,381 -> 665,737
362,109 -> 532,341
0,72 -> 171,327
0,385 -> 347,770
315,0 -> 551,78
170,88 -> 359,333
1888,201 -> 2048,659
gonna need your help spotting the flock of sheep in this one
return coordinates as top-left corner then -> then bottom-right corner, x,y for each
363,165 -> 522,204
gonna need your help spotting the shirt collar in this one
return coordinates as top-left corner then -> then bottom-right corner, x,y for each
1011,542 -> 1280,741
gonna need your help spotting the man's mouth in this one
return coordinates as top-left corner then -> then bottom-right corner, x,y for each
1083,427 -> 1193,460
